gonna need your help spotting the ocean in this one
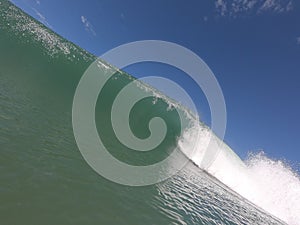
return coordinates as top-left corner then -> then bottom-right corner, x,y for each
0,0 -> 299,224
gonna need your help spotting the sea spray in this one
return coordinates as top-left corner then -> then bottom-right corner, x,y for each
245,152 -> 300,225
179,123 -> 300,224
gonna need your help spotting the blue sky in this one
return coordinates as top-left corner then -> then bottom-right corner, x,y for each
10,0 -> 300,165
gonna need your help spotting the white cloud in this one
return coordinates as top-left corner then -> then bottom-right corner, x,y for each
81,15 -> 96,36
35,0 -> 40,5
259,0 -> 293,13
215,0 -> 228,16
120,13 -> 125,20
297,37 -> 300,45
286,1 -> 293,11
215,0 -> 294,17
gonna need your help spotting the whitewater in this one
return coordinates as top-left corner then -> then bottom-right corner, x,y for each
178,122 -> 300,224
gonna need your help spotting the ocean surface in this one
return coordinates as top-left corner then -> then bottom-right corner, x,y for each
1,1 -> 299,224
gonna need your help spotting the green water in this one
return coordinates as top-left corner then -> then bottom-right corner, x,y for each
0,1 -> 284,224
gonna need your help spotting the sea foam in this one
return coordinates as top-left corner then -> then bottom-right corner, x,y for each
179,123 -> 300,224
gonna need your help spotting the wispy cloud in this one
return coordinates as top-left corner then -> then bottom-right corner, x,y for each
32,7 -> 52,28
215,0 -> 228,16
297,37 -> 300,45
215,0 -> 294,18
35,0 -> 40,5
120,13 -> 125,20
81,16 -> 96,36
259,0 -> 293,13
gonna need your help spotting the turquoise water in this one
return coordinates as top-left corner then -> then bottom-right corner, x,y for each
0,1 -> 296,224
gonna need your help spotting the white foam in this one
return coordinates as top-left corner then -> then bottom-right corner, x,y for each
179,124 -> 300,224
245,152 -> 300,225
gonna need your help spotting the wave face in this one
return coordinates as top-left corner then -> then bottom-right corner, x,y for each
0,0 -> 298,224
